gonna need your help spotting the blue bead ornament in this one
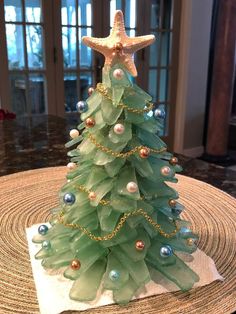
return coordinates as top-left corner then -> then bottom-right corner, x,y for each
63,193 -> 76,205
160,245 -> 173,258
76,100 -> 88,113
109,270 -> 120,281
42,240 -> 51,250
38,224 -> 49,235
154,108 -> 166,119
172,207 -> 182,215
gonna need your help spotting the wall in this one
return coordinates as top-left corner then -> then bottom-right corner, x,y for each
174,0 -> 213,157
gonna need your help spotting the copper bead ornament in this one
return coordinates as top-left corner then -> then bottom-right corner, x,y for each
113,68 -> 124,80
169,157 -> 178,166
114,123 -> 125,134
161,166 -> 172,176
135,240 -> 145,251
69,129 -> 79,139
126,181 -> 138,193
88,191 -> 96,201
139,147 -> 150,159
71,259 -> 81,270
186,238 -> 195,246
169,199 -> 177,207
85,117 -> 95,128
67,162 -> 76,170
88,87 -> 94,96
114,42 -> 123,53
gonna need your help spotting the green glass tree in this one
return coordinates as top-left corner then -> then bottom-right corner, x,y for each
33,10 -> 199,305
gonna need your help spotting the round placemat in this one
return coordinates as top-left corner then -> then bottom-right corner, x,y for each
0,167 -> 235,314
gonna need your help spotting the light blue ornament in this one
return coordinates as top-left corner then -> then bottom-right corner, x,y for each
38,224 -> 49,235
63,193 -> 76,205
154,108 -> 166,119
76,100 -> 88,113
160,245 -> 173,257
180,227 -> 191,234
109,270 -> 120,281
42,240 -> 51,250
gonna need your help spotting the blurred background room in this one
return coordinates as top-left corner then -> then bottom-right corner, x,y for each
0,0 -> 235,197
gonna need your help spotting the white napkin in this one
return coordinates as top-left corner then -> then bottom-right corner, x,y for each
26,224 -> 223,314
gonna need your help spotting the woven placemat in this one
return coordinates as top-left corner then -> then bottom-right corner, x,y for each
0,167 -> 235,314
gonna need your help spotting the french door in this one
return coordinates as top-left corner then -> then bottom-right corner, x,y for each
0,0 -> 180,148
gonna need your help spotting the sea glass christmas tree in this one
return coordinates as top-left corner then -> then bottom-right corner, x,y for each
33,10 -> 199,305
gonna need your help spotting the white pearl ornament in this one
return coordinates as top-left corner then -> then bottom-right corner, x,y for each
67,162 -> 76,170
126,182 -> 138,193
113,69 -> 124,80
114,123 -> 125,134
69,129 -> 79,139
161,166 -> 172,176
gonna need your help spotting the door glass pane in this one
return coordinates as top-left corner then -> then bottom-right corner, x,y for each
61,0 -> 76,25
149,31 -> 159,67
148,69 -> 158,101
161,32 -> 171,66
26,25 -> 44,68
110,0 -> 122,25
9,74 -> 27,116
6,24 -> 25,69
125,0 -> 136,28
159,69 -> 168,102
78,0 -> 92,26
25,0 -> 42,23
62,27 -> 76,68
29,74 -> 46,114
64,73 -> 77,112
4,0 -> 23,22
163,0 -> 173,29
79,27 -> 92,68
150,0 -> 161,29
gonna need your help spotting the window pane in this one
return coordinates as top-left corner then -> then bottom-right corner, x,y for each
26,25 -> 44,68
62,27 -> 76,68
79,27 -> 92,68
4,0 -> 22,22
9,74 -> 27,116
6,24 -> 25,69
78,0 -> 92,26
61,0 -> 76,25
125,0 -> 136,28
64,73 -> 77,112
148,69 -> 158,101
159,69 -> 168,102
29,74 -> 46,114
161,32 -> 171,66
150,0 -> 161,29
149,31 -> 159,67
163,0 -> 172,29
80,72 -> 92,99
25,0 -> 42,23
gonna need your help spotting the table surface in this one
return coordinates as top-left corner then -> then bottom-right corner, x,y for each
0,167 -> 236,314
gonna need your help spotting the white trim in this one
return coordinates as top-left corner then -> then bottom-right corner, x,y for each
173,0 -> 192,154
183,146 -> 204,158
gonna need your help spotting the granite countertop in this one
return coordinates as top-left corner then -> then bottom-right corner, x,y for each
0,115 -> 235,198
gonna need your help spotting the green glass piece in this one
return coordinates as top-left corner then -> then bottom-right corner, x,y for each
112,87 -> 124,107
72,212 -> 99,230
90,111 -> 106,132
119,228 -> 151,262
132,83 -> 152,101
136,119 -> 159,133
64,242 -> 108,280
85,166 -> 109,190
98,206 -> 121,232
123,85 -> 151,107
116,166 -> 140,200
77,121 -> 85,130
64,202 -> 97,221
129,155 -> 153,178
67,148 -> 80,157
103,252 -> 129,290
108,121 -> 132,143
102,65 -> 112,87
101,98 -> 123,125
162,233 -> 198,254
65,135 -> 83,148
70,258 -> 106,301
93,140 -> 127,165
80,91 -> 102,121
136,128 -> 167,150
113,248 -> 150,286
87,178 -> 113,207
125,110 -> 144,124
146,254 -> 199,291
110,192 -> 137,212
35,247 -> 53,260
101,223 -> 138,248
104,158 -> 126,177
113,276 -> 139,305
110,64 -> 131,88
174,164 -> 183,172
66,161 -> 93,180
42,250 -> 74,269
77,139 -> 96,155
